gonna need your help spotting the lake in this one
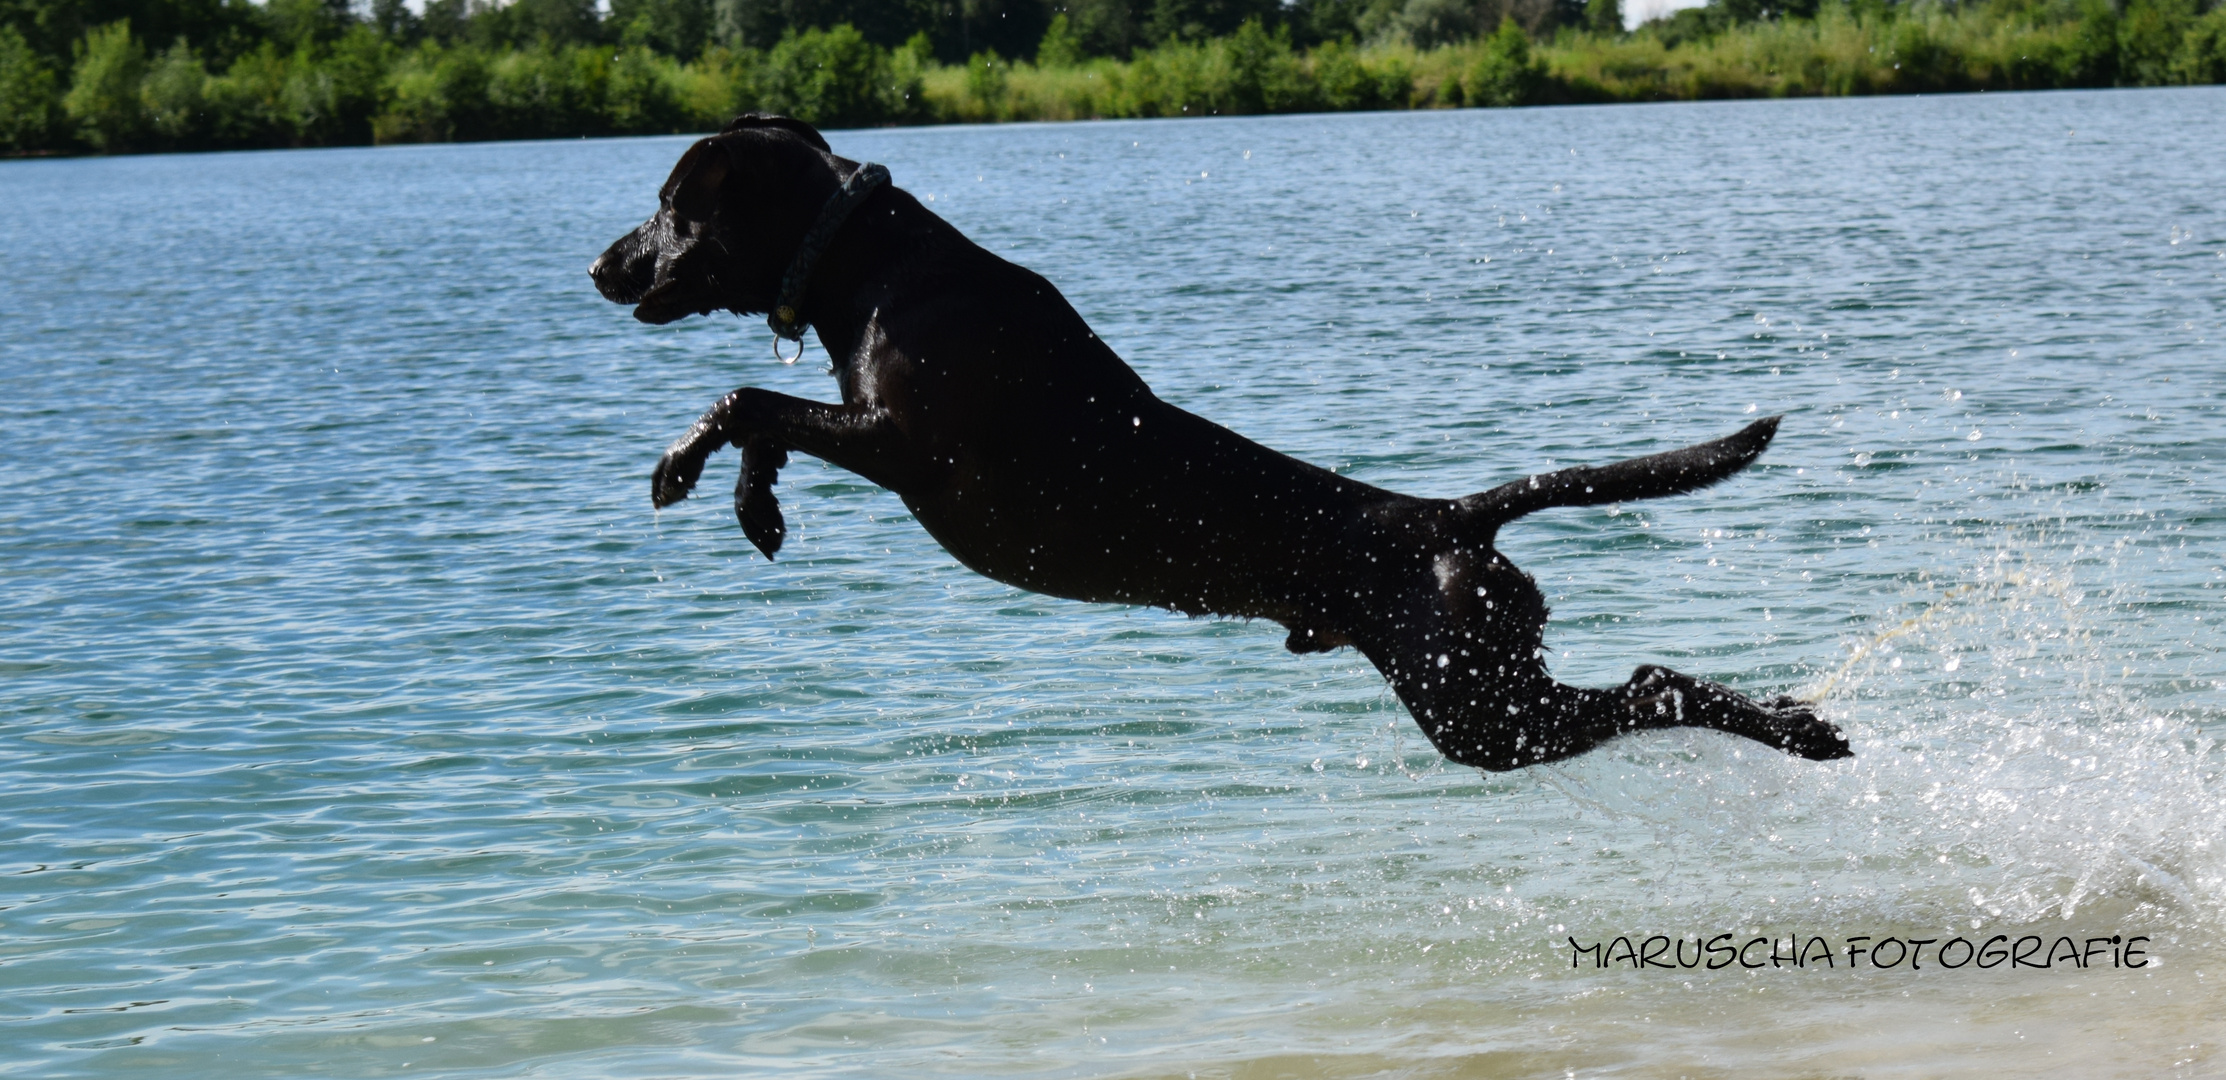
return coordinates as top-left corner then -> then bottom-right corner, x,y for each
3,87 -> 2222,1077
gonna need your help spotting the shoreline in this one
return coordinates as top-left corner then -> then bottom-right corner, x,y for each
8,5 -> 2224,159
6,80 -> 2220,163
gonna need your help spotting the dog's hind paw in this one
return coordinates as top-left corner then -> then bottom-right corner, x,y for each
1758,698 -> 1853,761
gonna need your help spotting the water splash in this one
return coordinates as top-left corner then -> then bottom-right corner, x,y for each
1541,533 -> 2225,939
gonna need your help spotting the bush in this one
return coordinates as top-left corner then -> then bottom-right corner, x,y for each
760,24 -> 897,128
1466,16 -> 1543,106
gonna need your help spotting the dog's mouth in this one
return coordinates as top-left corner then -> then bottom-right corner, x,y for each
632,279 -> 721,325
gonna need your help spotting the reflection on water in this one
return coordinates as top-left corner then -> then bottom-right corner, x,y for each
2,87 -> 2222,1076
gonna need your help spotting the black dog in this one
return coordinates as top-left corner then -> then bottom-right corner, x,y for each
591,115 -> 1851,770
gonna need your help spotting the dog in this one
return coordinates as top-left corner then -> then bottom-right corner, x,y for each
590,115 -> 1851,771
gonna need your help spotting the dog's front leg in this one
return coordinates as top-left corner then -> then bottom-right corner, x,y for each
651,387 -> 914,559
734,440 -> 789,558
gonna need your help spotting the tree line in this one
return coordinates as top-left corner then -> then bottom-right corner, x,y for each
2,0 -> 2221,154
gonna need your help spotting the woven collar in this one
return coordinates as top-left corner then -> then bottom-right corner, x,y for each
767,162 -> 891,341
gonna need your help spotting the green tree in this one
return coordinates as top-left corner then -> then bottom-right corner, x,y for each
2118,0 -> 2196,86
65,20 -> 148,150
373,41 -> 493,142
371,0 -> 422,43
486,44 -> 609,137
265,0 -> 353,49
962,46 -> 1006,115
1036,12 -> 1083,66
1464,15 -> 1539,106
0,26 -> 61,151
204,40 -> 289,145
1309,36 -> 1382,108
1147,0 -> 1281,44
761,23 -> 893,126
888,30 -> 930,118
1223,17 -> 1305,111
613,0 -> 714,60
288,23 -> 389,143
1395,0 -> 1478,49
141,38 -> 207,144
1585,0 -> 1621,36
2065,0 -> 2120,85
606,44 -> 679,130
473,0 -> 603,49
2176,6 -> 2226,84
422,0 -> 470,44
1062,0 -> 1140,56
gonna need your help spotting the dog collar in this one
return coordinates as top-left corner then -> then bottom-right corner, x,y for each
768,162 -> 891,343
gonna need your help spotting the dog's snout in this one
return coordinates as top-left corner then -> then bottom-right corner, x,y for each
591,230 -> 658,305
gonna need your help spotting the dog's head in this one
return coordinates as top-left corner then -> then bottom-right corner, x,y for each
590,115 -> 846,325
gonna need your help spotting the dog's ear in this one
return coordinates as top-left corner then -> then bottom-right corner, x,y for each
662,136 -> 731,220
720,113 -> 831,152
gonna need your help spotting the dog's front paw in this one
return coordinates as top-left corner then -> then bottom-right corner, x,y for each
651,447 -> 704,508
652,399 -> 745,509
737,488 -> 786,559
653,422 -> 728,508
735,441 -> 789,559
1759,697 -> 1853,762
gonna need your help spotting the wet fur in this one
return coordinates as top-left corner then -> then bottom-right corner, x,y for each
590,116 -> 1851,770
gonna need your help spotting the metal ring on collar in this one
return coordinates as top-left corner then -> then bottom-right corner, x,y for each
773,332 -> 805,365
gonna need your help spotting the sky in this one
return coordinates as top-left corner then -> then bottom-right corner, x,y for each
1625,0 -> 1708,28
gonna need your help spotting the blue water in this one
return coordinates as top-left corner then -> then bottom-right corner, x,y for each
4,88 -> 2223,1077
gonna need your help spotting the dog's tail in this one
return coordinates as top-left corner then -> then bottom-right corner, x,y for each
1452,416 -> 1782,539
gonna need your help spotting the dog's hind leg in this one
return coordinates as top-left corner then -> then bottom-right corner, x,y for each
652,387 -> 919,559
1351,572 -> 1849,770
1380,652 -> 1850,770
1610,665 -> 1850,760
